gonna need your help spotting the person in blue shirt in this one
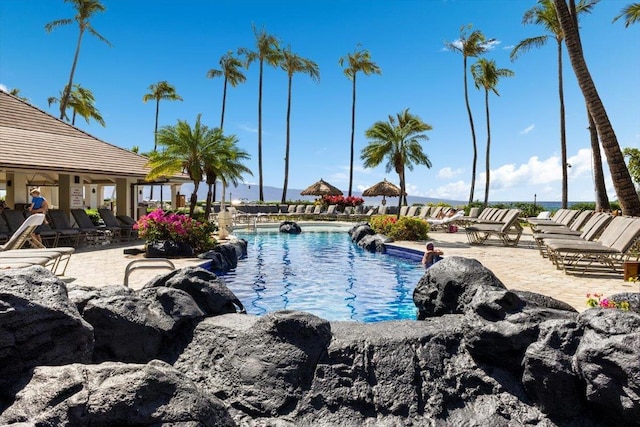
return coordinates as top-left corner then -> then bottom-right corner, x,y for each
28,187 -> 49,244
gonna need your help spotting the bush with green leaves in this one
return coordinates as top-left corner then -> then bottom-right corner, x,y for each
369,215 -> 429,241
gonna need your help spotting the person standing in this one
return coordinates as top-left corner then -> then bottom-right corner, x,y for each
28,187 -> 48,244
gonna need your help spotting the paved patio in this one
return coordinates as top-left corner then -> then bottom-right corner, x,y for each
60,223 -> 638,312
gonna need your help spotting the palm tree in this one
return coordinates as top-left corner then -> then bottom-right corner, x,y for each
510,0 -> 597,209
44,0 -> 111,120
361,109 -> 432,218
143,81 -> 183,200
238,24 -> 282,202
613,3 -> 640,27
48,84 -> 105,126
553,0 -> 640,215
144,114 -> 216,216
588,108 -> 610,211
339,47 -> 382,197
280,46 -> 320,203
470,59 -> 514,208
445,25 -> 493,206
202,132 -> 253,219
206,50 -> 247,130
8,88 -> 28,101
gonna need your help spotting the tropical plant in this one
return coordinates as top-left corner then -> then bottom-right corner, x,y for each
280,45 -> 320,203
202,129 -> 253,219
361,109 -> 433,218
623,148 -> 640,186
8,88 -> 28,101
134,208 -> 217,253
369,215 -> 430,241
445,25 -> 494,206
510,0 -> 597,209
206,50 -> 247,130
144,114 -> 217,216
48,83 -> 105,126
238,24 -> 282,202
339,46 -> 382,197
44,0 -> 111,120
612,2 -> 640,27
321,195 -> 364,209
470,58 -> 514,208
553,0 -> 640,215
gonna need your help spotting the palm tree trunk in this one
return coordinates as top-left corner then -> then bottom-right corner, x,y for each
348,74 -> 357,197
557,40 -> 569,209
59,28 -> 84,120
204,181 -> 214,220
190,182 -> 200,217
150,98 -> 160,201
554,0 -> 640,216
463,56 -> 478,206
397,170 -> 405,220
220,77 -> 228,130
282,75 -> 293,204
588,108 -> 610,211
483,89 -> 491,208
258,59 -> 264,202
72,111 -> 77,126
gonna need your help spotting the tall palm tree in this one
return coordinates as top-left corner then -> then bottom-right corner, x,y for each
280,46 -> 320,203
470,59 -> 514,208
553,0 -> 640,215
361,109 -> 432,218
339,47 -> 382,197
143,81 -> 183,200
145,114 -> 216,216
588,108 -> 610,211
48,83 -> 105,126
510,0 -> 597,209
445,25 -> 493,206
613,3 -> 640,27
206,50 -> 247,130
202,132 -> 253,219
238,24 -> 282,202
45,0 -> 111,120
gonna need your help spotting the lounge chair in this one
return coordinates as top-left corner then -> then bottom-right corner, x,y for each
544,216 -> 640,274
533,210 -> 594,235
427,210 -> 465,231
465,209 -> 523,246
534,212 -> 612,257
99,208 -> 135,240
529,209 -> 580,232
0,212 -> 13,244
47,209 -> 84,246
71,209 -> 121,243
527,209 -> 570,227
0,213 -> 75,275
319,205 -> 338,220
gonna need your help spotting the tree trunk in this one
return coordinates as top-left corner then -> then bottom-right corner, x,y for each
189,182 -> 199,217
396,169 -> 405,220
483,88 -> 491,208
220,77 -> 228,130
557,40 -> 569,209
588,108 -> 610,211
60,28 -> 84,120
348,74 -> 357,197
258,59 -> 264,202
554,0 -> 640,215
282,74 -> 293,204
150,98 -> 160,201
204,179 -> 214,220
463,55 -> 478,206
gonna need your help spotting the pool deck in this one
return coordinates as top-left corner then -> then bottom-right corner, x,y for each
59,222 -> 638,312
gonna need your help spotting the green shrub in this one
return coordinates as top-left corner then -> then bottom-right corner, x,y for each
85,209 -> 101,226
369,215 -> 429,241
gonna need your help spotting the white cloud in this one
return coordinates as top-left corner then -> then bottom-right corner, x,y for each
236,123 -> 258,133
520,124 -> 535,135
437,167 -> 464,179
425,180 -> 468,200
0,84 -> 7,93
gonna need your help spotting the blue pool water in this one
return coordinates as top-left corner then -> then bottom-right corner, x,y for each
216,229 -> 424,322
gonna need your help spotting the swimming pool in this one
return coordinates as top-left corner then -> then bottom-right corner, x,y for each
217,227 -> 424,322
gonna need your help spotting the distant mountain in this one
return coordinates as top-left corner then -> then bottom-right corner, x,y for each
166,182 -> 463,207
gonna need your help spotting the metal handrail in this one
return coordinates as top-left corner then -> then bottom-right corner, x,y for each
123,258 -> 175,287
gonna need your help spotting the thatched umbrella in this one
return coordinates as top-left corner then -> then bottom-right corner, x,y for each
362,179 -> 404,206
300,178 -> 343,196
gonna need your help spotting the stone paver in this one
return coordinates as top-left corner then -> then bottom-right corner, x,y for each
60,225 -> 639,312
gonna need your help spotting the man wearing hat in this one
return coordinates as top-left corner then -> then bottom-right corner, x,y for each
28,187 -> 49,244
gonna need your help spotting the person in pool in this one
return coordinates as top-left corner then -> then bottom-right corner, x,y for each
421,242 -> 443,268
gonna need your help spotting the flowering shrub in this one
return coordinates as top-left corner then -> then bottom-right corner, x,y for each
134,209 -> 217,253
586,293 -> 630,311
369,215 -> 430,241
321,195 -> 364,209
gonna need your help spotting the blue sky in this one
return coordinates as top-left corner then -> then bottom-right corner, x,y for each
1,0 -> 638,203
